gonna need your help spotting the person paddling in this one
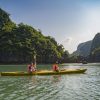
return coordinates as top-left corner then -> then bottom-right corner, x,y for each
27,64 -> 32,73
31,62 -> 37,72
27,62 -> 36,73
52,61 -> 59,72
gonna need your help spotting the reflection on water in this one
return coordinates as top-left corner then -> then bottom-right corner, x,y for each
30,75 -> 61,85
51,75 -> 61,83
0,63 -> 100,100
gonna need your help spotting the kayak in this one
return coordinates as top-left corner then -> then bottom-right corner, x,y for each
0,68 -> 87,76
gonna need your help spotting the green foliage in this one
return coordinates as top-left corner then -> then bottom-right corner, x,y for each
0,8 -> 72,64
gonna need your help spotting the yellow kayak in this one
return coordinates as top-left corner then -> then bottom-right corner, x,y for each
0,68 -> 87,76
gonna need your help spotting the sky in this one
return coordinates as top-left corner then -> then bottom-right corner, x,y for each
0,0 -> 100,53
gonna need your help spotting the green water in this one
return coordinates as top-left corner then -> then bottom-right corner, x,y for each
0,63 -> 100,100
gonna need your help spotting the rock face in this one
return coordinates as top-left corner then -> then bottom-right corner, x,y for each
73,33 -> 100,62
90,33 -> 100,62
73,40 -> 92,57
90,33 -> 100,52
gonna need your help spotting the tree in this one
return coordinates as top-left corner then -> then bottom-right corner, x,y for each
0,8 -> 73,64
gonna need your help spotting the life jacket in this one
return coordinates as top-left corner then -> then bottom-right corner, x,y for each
32,66 -> 36,71
53,64 -> 59,71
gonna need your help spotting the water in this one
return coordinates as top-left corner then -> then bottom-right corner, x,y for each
0,63 -> 100,100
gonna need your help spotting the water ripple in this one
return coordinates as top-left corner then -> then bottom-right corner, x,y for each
0,64 -> 100,100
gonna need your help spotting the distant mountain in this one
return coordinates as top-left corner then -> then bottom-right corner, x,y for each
89,33 -> 100,62
90,33 -> 100,52
73,33 -> 100,62
73,40 -> 92,57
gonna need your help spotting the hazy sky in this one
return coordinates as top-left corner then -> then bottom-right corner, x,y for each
0,0 -> 100,53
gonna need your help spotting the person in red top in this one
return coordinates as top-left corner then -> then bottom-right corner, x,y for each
52,61 -> 59,72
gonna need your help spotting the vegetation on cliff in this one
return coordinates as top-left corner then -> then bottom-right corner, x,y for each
0,8 -> 70,64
